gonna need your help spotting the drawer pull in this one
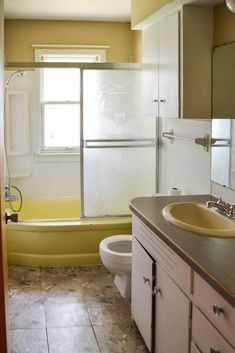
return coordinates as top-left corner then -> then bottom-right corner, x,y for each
210,348 -> 220,353
143,276 -> 150,284
213,304 -> 224,317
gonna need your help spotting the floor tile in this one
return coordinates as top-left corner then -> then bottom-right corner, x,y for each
47,326 -> 100,353
9,298 -> 46,329
8,266 -> 41,291
9,329 -> 48,353
8,288 -> 46,303
85,298 -> 132,325
45,297 -> 90,328
42,279 -> 84,301
8,265 -> 147,353
94,323 -> 148,353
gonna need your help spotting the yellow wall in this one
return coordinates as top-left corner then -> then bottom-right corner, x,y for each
131,0 -> 172,28
214,2 -> 235,46
4,20 -> 141,63
133,30 -> 142,62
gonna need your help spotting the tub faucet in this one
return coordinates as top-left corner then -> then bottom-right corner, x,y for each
206,194 -> 235,219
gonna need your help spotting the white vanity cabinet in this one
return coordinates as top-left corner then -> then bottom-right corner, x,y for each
191,273 -> 235,353
131,213 -> 235,353
155,265 -> 191,353
142,5 -> 212,119
132,214 -> 192,353
132,236 -> 154,351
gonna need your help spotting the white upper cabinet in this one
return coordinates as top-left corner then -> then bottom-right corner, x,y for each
158,11 -> 179,119
142,23 -> 159,118
142,5 -> 213,119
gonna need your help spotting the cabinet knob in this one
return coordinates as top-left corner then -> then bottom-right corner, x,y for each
153,286 -> 161,295
213,304 -> 224,317
143,276 -> 150,284
160,99 -> 166,103
210,348 -> 220,353
152,99 -> 159,103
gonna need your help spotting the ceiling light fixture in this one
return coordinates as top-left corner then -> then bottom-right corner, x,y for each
226,0 -> 235,13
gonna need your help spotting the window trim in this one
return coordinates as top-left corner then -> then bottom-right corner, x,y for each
35,48 -> 106,63
39,66 -> 81,153
36,47 -> 107,154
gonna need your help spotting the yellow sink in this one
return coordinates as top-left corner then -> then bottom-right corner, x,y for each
162,202 -> 235,237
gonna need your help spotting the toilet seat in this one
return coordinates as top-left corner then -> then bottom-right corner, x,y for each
100,235 -> 132,257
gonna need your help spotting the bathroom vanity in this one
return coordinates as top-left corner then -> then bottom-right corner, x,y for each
130,195 -> 235,353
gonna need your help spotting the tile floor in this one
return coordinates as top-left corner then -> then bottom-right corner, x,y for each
8,265 -> 148,353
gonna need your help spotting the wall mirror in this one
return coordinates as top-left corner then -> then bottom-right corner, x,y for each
212,42 -> 235,190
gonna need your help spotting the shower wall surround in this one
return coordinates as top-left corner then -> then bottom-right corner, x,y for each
5,70 -> 80,199
159,118 -> 211,196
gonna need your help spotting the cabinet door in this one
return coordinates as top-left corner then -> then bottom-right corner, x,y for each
142,23 -> 158,118
155,265 -> 190,353
132,236 -> 154,352
190,342 -> 201,353
158,11 -> 179,118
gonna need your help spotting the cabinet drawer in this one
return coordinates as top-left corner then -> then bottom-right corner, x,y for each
132,215 -> 191,296
194,273 -> 235,347
192,306 -> 234,353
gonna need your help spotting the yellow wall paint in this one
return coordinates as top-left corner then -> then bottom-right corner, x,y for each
214,2 -> 235,46
131,0 -> 172,28
4,20 -> 141,63
133,30 -> 142,62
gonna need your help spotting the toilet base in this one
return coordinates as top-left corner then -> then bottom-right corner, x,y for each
114,274 -> 131,300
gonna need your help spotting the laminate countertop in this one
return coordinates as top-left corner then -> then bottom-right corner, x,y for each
129,195 -> 235,307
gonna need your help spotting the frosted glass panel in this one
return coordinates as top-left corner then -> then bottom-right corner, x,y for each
83,70 -> 156,139
84,147 -> 156,217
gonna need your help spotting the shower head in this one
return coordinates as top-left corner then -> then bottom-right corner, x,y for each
5,70 -> 25,88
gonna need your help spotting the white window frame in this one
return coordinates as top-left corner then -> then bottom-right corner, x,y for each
40,68 -> 81,153
35,48 -> 106,63
36,48 -> 106,154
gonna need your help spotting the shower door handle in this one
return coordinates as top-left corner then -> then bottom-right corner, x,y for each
5,212 -> 18,224
84,139 -> 158,149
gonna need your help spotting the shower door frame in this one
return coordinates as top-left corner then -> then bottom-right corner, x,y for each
4,62 -> 159,219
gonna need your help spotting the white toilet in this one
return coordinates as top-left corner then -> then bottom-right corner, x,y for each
99,234 -> 132,300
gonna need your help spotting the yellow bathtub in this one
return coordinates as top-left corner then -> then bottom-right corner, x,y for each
6,198 -> 132,266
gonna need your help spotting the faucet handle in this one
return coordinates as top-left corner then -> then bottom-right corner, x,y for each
227,204 -> 235,218
211,193 -> 222,203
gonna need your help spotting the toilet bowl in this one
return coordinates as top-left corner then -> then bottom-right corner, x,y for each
99,234 -> 132,300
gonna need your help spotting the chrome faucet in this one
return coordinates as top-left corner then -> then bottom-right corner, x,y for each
207,194 -> 235,219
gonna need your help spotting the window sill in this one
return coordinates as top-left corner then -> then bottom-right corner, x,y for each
34,152 -> 80,163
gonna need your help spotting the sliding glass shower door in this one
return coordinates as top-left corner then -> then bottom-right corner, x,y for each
82,69 -> 157,217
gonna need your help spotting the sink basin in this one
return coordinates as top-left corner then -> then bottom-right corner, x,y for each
162,202 -> 235,237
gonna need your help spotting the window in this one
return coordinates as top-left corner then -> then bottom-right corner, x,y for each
36,48 -> 106,153
41,67 -> 80,152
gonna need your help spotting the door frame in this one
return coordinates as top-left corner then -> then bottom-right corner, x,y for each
0,0 -> 9,350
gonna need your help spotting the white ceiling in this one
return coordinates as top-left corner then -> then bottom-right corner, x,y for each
4,0 -> 131,21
